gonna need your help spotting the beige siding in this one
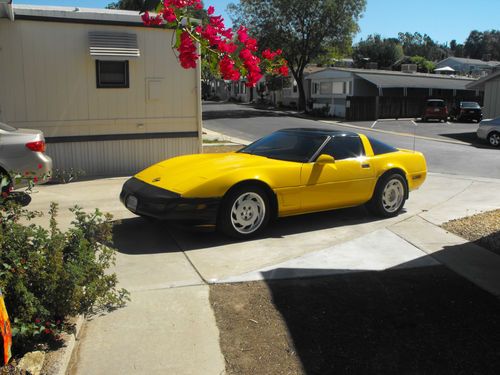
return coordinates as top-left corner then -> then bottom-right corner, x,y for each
484,78 -> 500,118
0,19 -> 201,175
47,137 -> 199,176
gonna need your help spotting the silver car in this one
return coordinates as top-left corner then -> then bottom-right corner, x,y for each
477,117 -> 500,147
0,122 -> 53,193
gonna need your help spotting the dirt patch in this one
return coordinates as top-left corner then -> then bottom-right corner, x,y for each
442,209 -> 500,255
210,283 -> 304,375
210,267 -> 500,375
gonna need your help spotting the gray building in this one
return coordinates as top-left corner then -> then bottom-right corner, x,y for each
435,57 -> 500,77
467,70 -> 500,118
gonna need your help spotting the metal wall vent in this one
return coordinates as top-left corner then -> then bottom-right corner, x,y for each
89,31 -> 140,60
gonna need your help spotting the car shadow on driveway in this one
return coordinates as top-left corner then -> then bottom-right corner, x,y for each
112,205 -> 387,254
261,260 -> 500,374
438,132 -> 494,148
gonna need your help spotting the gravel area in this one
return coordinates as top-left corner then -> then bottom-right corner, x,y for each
442,209 -> 500,255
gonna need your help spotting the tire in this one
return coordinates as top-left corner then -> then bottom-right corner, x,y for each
366,173 -> 407,218
218,185 -> 270,239
488,132 -> 500,148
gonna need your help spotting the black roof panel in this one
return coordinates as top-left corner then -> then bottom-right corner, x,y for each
278,128 -> 358,137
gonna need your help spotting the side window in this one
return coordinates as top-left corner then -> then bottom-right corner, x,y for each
368,137 -> 398,155
319,136 -> 365,160
96,60 -> 129,88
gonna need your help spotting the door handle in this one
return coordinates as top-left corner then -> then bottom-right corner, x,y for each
361,163 -> 370,168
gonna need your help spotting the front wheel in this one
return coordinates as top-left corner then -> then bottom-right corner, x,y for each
218,185 -> 270,239
488,132 -> 500,147
366,173 -> 407,217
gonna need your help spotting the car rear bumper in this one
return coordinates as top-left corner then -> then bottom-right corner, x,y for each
11,153 -> 52,189
120,177 -> 221,224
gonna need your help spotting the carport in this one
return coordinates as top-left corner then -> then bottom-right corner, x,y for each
350,72 -> 482,120
345,71 -> 482,120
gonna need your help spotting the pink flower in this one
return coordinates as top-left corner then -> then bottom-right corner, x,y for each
178,31 -> 199,69
237,26 -> 249,44
33,176 -> 39,183
262,49 -> 277,60
161,7 -> 177,23
207,6 -> 215,15
278,64 -> 289,77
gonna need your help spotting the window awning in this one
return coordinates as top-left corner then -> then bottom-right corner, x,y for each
88,31 -> 140,60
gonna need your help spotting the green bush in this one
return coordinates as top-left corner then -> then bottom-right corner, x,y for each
0,201 -> 129,355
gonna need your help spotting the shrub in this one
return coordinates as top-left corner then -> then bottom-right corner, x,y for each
0,200 -> 129,356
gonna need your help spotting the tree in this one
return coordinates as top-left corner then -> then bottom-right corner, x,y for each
397,32 -> 447,61
449,39 -> 464,58
409,56 -> 436,73
229,0 -> 366,111
464,30 -> 500,60
352,34 -> 403,68
107,0 -> 148,10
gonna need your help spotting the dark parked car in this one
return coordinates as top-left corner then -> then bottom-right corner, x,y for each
422,99 -> 448,122
450,101 -> 483,122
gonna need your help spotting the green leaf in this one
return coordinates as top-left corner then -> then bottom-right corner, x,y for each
175,28 -> 183,49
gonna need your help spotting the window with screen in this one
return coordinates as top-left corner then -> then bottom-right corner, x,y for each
96,60 -> 129,88
319,136 -> 365,160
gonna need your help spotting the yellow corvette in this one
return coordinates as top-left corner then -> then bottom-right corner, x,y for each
120,128 -> 427,238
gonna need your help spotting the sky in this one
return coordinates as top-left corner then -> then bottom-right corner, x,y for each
15,0 -> 500,45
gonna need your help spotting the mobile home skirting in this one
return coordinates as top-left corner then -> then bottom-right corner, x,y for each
46,136 -> 200,176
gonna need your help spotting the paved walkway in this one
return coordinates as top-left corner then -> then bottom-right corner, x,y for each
25,172 -> 500,374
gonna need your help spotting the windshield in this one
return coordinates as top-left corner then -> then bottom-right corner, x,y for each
461,102 -> 480,109
0,122 -> 17,132
238,131 -> 328,163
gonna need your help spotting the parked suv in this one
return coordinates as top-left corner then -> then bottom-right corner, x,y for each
450,101 -> 483,122
422,99 -> 448,122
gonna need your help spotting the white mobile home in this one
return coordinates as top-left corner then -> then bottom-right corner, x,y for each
0,3 -> 202,176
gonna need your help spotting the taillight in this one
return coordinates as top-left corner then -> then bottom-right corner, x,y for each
25,140 -> 46,153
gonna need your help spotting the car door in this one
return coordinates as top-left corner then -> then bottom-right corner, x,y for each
299,135 -> 376,212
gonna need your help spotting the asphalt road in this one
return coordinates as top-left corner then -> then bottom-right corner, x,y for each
203,102 -> 500,179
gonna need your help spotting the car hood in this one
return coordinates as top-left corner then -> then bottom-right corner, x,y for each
135,152 -> 284,194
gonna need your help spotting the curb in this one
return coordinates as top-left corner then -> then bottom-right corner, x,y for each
53,315 -> 84,375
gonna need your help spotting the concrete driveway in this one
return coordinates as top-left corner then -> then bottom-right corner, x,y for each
23,173 -> 500,374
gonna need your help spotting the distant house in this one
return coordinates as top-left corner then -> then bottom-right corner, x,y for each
279,66 -> 325,108
467,70 -> 500,118
306,67 -> 482,120
0,3 -> 201,176
435,57 -> 500,77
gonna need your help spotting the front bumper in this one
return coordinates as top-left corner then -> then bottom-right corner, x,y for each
120,177 -> 221,225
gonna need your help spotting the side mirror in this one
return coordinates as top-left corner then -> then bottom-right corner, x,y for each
315,154 -> 335,164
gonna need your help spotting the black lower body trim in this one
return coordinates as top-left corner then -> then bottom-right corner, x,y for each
120,177 -> 220,225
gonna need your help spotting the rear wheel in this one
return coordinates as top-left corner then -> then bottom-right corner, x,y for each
218,185 -> 270,239
488,132 -> 500,147
366,173 -> 407,217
